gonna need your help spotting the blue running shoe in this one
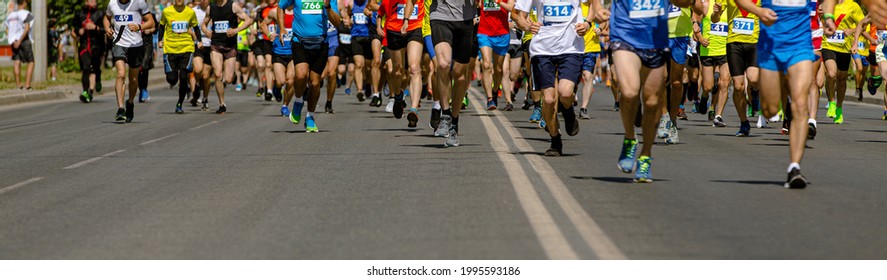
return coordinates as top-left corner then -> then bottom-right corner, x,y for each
736,121 -> 751,137
175,103 -> 184,114
530,107 -> 542,123
634,156 -> 653,183
487,99 -> 497,110
281,106 -> 290,117
345,88 -> 352,95
290,102 -> 304,124
305,116 -> 319,133
618,138 -> 638,173
139,89 -> 150,103
404,89 -> 410,96
539,118 -> 546,129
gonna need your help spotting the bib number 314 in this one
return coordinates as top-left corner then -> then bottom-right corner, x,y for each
630,0 -> 664,19
542,1 -> 573,25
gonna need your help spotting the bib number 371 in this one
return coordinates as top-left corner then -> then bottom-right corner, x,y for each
630,0 -> 664,19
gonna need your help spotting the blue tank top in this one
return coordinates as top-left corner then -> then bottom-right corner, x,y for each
351,0 -> 369,37
609,0 -> 669,49
758,0 -> 811,53
280,0 -> 338,41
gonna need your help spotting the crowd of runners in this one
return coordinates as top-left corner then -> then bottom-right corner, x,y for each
70,0 -> 887,187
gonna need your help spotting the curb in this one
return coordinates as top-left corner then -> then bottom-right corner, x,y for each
0,76 -> 168,107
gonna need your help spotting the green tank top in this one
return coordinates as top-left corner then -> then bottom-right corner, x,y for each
236,22 -> 250,51
668,6 -> 692,38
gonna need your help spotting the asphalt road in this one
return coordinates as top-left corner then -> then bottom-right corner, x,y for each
1,81 -> 885,259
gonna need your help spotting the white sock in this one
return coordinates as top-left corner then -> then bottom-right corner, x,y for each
808,118 -> 817,126
294,99 -> 304,105
306,112 -> 314,117
433,101 -> 441,109
788,163 -> 801,173
281,105 -> 288,108
372,93 -> 380,98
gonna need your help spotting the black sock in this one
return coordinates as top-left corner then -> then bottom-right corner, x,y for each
551,134 -> 562,150
443,109 -> 452,116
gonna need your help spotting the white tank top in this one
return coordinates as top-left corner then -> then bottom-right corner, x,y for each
107,0 -> 150,47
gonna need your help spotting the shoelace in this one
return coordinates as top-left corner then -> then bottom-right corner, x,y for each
622,140 -> 636,157
638,159 -> 650,174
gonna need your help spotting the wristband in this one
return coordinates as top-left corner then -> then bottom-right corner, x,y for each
823,13 -> 835,20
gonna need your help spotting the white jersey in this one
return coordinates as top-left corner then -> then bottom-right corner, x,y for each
106,0 -> 151,48
515,0 -> 584,57
4,10 -> 33,45
194,6 -> 212,45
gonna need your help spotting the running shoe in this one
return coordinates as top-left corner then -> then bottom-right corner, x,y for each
435,114 -> 451,137
462,96 -> 469,110
96,81 -> 102,93
139,89 -> 150,103
757,115 -> 767,128
563,105 -> 580,136
115,108 -> 126,122
781,119 -> 791,135
522,99 -> 532,110
385,98 -> 395,113
407,109 -> 419,128
736,121 -> 751,137
125,102 -> 135,123
539,118 -> 547,129
613,102 -> 620,112
201,99 -> 209,111
393,93 -> 406,119
358,89 -> 367,102
785,167 -> 808,189
264,90 -> 273,102
657,116 -> 669,138
857,88 -> 864,101
305,116 -> 319,133
291,102 -> 304,124
545,135 -> 563,157
826,101 -> 837,118
235,84 -> 243,92
345,88 -> 351,95
530,107 -> 542,123
370,95 -> 382,107
504,102 -> 514,111
430,108 -> 441,130
216,105 -> 226,115
281,106 -> 290,117
190,96 -> 199,107
708,111 -> 715,122
445,124 -> 459,147
678,106 -> 688,120
808,121 -> 817,140
882,110 -> 887,120
634,156 -> 653,183
665,122 -> 679,144
325,101 -> 335,114
175,103 -> 184,114
579,108 -> 590,119
79,91 -> 93,103
618,138 -> 638,173
713,115 -> 726,127
487,98 -> 497,110
834,107 -> 844,124
256,87 -> 263,97
691,100 -> 699,114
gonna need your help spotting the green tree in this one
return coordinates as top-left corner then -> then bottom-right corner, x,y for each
50,0 -> 108,28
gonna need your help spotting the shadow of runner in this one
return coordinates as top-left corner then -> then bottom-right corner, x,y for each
710,180 -> 785,187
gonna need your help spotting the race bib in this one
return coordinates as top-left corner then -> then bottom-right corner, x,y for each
268,24 -> 278,35
395,4 -> 419,20
328,21 -> 337,33
710,22 -> 728,37
542,0 -> 573,25
484,0 -> 502,11
339,33 -> 352,44
773,0 -> 806,8
114,14 -> 135,24
171,20 -> 189,33
630,0 -> 664,19
668,4 -> 682,18
827,30 -> 845,44
809,0 -> 817,16
732,18 -> 754,35
879,30 -> 887,42
353,13 -> 367,24
213,21 -> 229,33
510,38 -> 522,45
283,28 -> 294,41
302,0 -> 324,15
858,41 -> 866,49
